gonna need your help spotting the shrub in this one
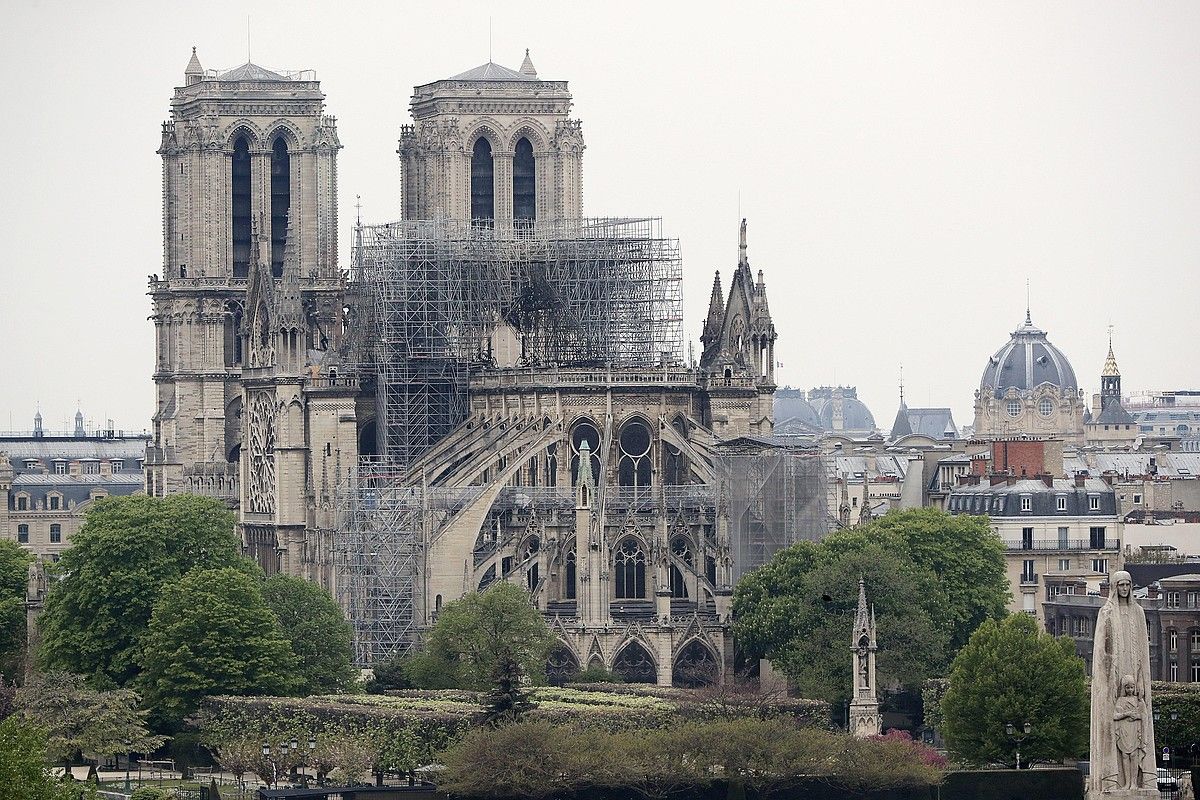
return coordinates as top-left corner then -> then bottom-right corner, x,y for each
571,664 -> 623,684
130,789 -> 173,800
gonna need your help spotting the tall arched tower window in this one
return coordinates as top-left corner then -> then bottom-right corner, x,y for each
513,136 -> 536,222
470,137 -> 494,222
270,138 -> 291,277
231,135 -> 252,278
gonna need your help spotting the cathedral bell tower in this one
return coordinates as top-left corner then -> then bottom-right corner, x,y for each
147,48 -> 343,501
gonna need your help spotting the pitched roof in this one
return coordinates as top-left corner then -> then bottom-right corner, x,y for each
449,61 -> 537,82
218,62 -> 288,81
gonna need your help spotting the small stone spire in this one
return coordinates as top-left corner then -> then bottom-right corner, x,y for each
185,46 -> 204,85
859,480 -> 873,524
74,409 -> 85,438
702,271 -> 724,343
276,210 -> 304,329
849,575 -> 881,737
519,48 -> 537,77
33,408 -> 43,437
738,218 -> 748,268
1102,326 -> 1120,377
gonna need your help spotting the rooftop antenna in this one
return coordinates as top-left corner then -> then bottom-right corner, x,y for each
355,194 -> 362,227
489,17 -> 493,63
247,16 -> 251,62
899,364 -> 904,406
1025,278 -> 1031,324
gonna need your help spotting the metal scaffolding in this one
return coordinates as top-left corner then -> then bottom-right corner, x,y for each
350,217 -> 683,466
718,445 -> 829,581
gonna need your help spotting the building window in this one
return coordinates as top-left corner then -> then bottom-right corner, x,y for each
1092,558 -> 1108,574
1022,527 -> 1034,550
1189,592 -> 1199,609
1088,495 -> 1100,511
1169,629 -> 1178,651
1020,495 -> 1032,512
1056,496 -> 1067,512
1059,558 -> 1071,571
512,136 -> 536,222
614,538 -> 646,599
1049,584 -> 1061,597
24,459 -> 39,470
564,548 -> 576,600
1132,493 -> 1142,504
17,525 -> 28,544
1039,398 -> 1053,416
1057,526 -> 1069,547
110,459 -> 123,472
231,134 -> 252,278
617,419 -> 653,489
82,462 -> 100,475
1075,617 -> 1091,636
49,496 -> 59,511
1166,591 -> 1180,609
1191,661 -> 1200,683
270,137 -> 290,277
16,496 -> 27,511
53,461 -> 68,474
49,524 -> 61,544
1170,662 -> 1178,681
1022,559 -> 1035,582
569,421 -> 601,486
470,137 -> 495,222
1192,629 -> 1200,649
1007,400 -> 1021,417
1089,526 -> 1106,549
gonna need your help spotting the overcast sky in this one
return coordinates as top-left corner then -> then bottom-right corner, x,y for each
1,0 -> 1197,435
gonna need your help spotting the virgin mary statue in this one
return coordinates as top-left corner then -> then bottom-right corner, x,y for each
1089,570 -> 1157,796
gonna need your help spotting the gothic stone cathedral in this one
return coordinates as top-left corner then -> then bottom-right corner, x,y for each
147,50 -> 783,686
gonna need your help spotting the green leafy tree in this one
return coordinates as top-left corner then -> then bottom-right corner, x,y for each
0,717 -> 89,800
425,582 -> 555,690
733,540 -> 948,701
137,567 -> 299,726
940,614 -> 1088,766
0,541 -> 33,680
38,494 -> 243,686
847,508 -> 1010,650
14,672 -> 162,778
262,574 -> 357,695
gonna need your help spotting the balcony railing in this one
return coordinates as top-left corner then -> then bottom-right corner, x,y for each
1003,539 -> 1121,552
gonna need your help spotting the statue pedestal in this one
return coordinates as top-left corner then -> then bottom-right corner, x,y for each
849,697 -> 880,738
1088,788 -> 1159,800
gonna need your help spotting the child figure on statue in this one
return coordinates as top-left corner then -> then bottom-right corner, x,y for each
1113,674 -> 1145,789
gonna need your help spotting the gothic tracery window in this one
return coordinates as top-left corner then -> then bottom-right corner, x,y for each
246,391 -> 277,514
614,537 -> 646,599
570,421 -> 601,486
672,640 -> 718,688
471,137 -> 494,222
618,419 -> 652,489
612,641 -> 656,684
513,136 -> 536,222
670,536 -> 692,599
564,547 -> 576,600
270,137 -> 291,277
231,135 -> 252,278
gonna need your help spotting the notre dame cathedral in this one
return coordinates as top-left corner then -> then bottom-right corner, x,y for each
145,49 -> 818,686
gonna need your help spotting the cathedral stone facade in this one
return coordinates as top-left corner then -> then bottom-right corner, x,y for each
149,51 -> 792,686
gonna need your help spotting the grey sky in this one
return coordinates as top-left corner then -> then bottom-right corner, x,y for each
1,0 -> 1197,434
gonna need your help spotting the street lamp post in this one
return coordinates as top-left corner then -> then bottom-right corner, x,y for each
262,741 -> 275,789
1005,722 -> 1033,770
123,739 -> 131,792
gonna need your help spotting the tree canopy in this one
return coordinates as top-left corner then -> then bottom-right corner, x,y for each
425,582 -> 555,690
262,573 -> 357,695
137,567 -> 299,726
733,540 -> 947,702
0,540 -> 33,680
939,614 -> 1088,767
14,672 -> 162,773
733,508 -> 1009,701
38,495 -> 243,686
0,717 -> 85,800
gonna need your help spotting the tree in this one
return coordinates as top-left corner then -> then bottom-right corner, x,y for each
940,614 -> 1088,767
0,717 -> 87,800
38,495 -> 243,687
262,574 -> 357,695
14,672 -> 162,779
0,540 -> 33,680
848,508 -> 1010,650
137,567 -> 299,726
425,582 -> 555,691
733,540 -> 948,702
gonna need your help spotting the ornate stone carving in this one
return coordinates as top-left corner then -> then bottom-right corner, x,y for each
246,390 -> 277,515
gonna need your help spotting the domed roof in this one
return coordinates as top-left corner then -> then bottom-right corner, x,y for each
773,388 -> 822,431
980,313 -> 1078,398
809,387 -> 877,432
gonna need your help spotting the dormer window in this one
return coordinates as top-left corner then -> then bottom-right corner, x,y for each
48,495 -> 61,511
53,461 -> 68,475
1007,400 -> 1021,417
24,459 -> 38,470
1089,495 -> 1100,511
1056,496 -> 1067,512
110,459 -> 124,472
1020,495 -> 1032,512
16,495 -> 28,511
82,461 -> 100,475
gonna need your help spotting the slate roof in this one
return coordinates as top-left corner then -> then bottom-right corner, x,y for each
449,61 -> 537,81
1,438 -> 147,463
948,477 -> 1117,517
217,62 -> 288,81
892,406 -> 957,439
980,314 -> 1078,396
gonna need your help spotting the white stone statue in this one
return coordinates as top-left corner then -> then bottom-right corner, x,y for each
1089,570 -> 1157,797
